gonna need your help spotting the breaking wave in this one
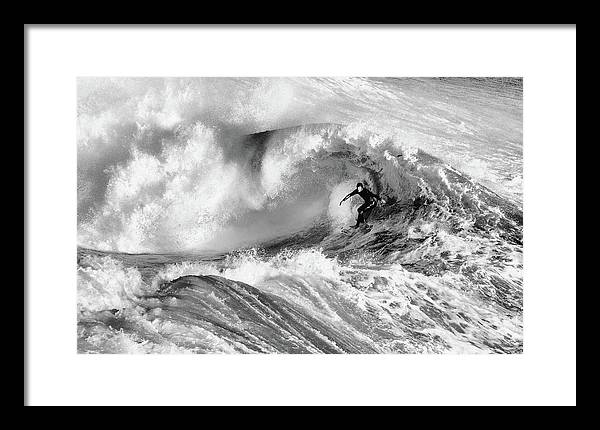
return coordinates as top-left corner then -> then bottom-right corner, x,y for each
78,123 -> 523,354
77,78 -> 523,354
78,123 -> 521,254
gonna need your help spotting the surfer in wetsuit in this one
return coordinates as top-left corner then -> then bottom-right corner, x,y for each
339,183 -> 383,228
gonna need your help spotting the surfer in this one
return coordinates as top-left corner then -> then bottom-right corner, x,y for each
339,183 -> 383,228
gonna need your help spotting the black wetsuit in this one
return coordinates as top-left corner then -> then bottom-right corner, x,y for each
347,188 -> 381,225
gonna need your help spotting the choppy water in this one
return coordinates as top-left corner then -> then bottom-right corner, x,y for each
77,78 -> 523,353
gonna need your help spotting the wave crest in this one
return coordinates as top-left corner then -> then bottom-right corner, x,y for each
78,123 -> 521,253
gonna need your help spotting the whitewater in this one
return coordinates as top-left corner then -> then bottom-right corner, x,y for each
77,77 -> 523,353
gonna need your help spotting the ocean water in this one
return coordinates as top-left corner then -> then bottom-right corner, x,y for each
77,77 -> 523,353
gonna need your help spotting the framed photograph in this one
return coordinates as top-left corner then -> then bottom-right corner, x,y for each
25,25 -> 576,406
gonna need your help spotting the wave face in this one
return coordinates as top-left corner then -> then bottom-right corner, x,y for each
77,78 -> 522,354
78,122 -> 521,254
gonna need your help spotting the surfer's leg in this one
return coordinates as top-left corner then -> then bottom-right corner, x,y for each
355,213 -> 363,227
359,201 -> 376,227
355,202 -> 369,227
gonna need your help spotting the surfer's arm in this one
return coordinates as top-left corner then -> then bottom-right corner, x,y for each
340,190 -> 358,205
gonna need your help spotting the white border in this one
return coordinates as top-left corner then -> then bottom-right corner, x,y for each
26,26 -> 576,406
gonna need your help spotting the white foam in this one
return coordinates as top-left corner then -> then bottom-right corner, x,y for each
327,181 -> 358,226
77,255 -> 145,312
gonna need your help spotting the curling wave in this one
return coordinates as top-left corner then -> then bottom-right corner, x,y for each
78,123 -> 521,254
77,123 -> 523,354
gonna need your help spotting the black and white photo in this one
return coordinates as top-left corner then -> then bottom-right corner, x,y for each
77,77 -> 523,354
26,25 -> 576,406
